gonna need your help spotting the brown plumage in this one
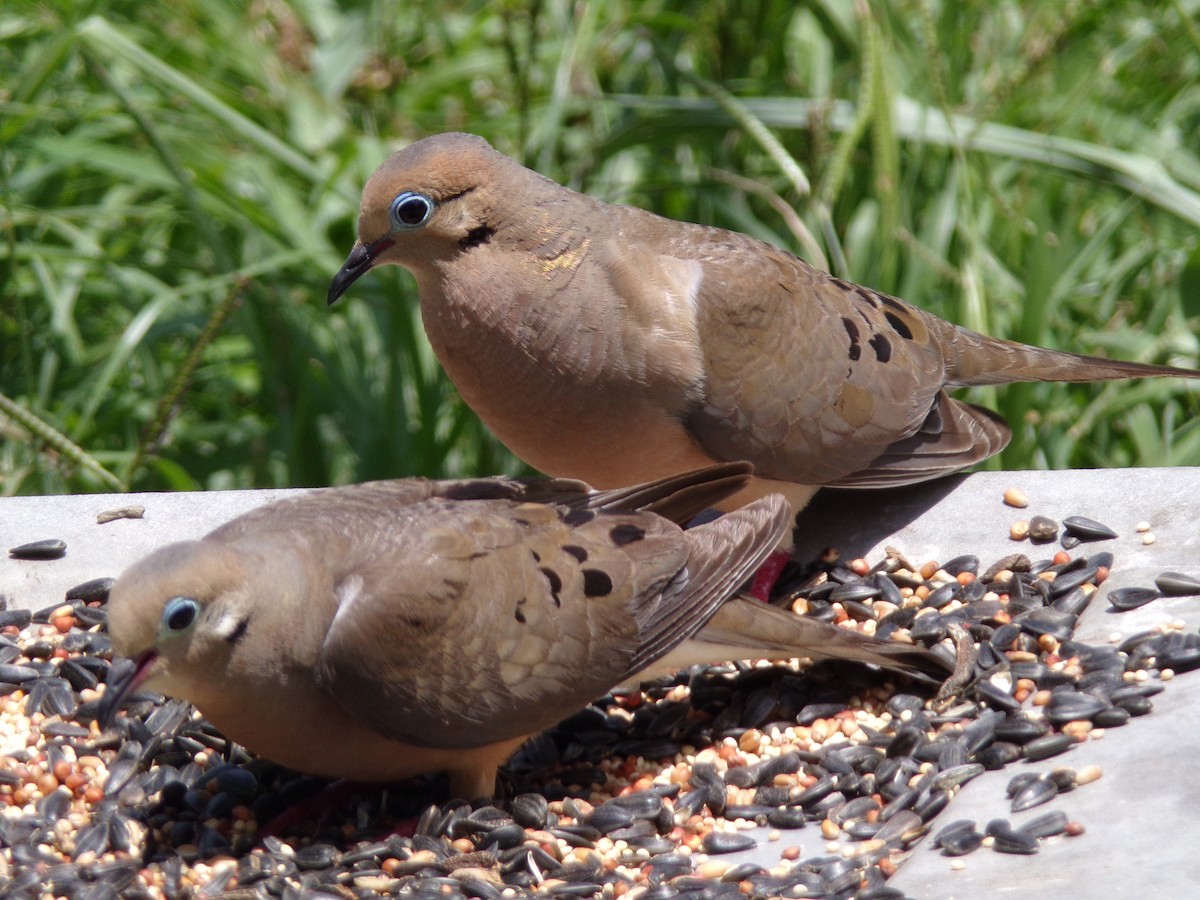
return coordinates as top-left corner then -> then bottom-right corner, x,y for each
101,464 -> 947,799
329,132 -> 1198,514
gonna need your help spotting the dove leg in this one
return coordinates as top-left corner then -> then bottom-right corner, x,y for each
259,779 -> 379,838
446,737 -> 530,800
748,549 -> 792,602
709,476 -> 811,602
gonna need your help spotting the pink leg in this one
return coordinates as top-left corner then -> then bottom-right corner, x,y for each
748,550 -> 791,602
260,779 -> 363,838
260,779 -> 425,839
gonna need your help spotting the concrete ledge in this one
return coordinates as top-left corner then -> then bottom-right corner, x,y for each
1,487 -> 303,610
795,469 -> 1200,896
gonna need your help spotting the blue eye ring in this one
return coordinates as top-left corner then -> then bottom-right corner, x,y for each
161,596 -> 201,635
388,192 -> 435,230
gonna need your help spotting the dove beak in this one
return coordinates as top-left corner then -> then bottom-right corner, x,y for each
327,234 -> 396,305
96,649 -> 160,730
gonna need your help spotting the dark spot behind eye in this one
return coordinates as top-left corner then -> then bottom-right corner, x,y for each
562,509 -> 595,526
514,608 -> 527,623
869,333 -> 892,362
530,549 -> 541,563
583,569 -> 613,597
562,545 -> 588,563
540,568 -> 562,604
460,224 -> 495,250
885,312 -> 914,340
610,524 -> 645,546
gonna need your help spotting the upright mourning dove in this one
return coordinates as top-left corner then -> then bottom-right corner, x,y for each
100,464 -> 947,799
328,132 -> 1198,519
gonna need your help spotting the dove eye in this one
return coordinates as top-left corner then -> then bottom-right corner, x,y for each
161,597 -> 201,635
389,192 -> 434,229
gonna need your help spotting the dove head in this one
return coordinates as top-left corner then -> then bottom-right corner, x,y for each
328,132 -> 541,304
101,539 -> 260,720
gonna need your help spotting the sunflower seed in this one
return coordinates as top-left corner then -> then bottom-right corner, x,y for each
1062,516 -> 1117,541
8,539 -> 67,560
1107,587 -> 1161,611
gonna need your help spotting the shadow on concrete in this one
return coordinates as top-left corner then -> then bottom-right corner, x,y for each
792,475 -> 969,561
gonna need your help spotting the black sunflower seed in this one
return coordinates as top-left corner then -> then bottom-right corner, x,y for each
1062,516 -> 1118,541
8,538 -> 67,560
1022,733 -> 1077,761
1020,810 -> 1070,839
1107,587 -> 1161,611
701,831 -> 757,854
991,825 -> 1040,855
1154,571 -> 1200,596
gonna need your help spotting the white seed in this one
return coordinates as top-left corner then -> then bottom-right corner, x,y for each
1076,764 -> 1103,785
1003,487 -> 1030,508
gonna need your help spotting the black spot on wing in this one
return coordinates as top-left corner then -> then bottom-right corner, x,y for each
855,286 -> 879,307
610,524 -> 645,546
562,509 -> 595,526
582,569 -> 614,597
437,480 -> 521,501
885,312 -> 914,340
539,567 -> 563,605
869,333 -> 892,362
562,545 -> 588,563
842,317 -> 862,361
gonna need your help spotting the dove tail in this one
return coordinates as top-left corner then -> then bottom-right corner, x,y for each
946,328 -> 1200,388
622,494 -> 793,678
676,599 -> 952,682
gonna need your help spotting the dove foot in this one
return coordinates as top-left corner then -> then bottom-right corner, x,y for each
260,778 -> 440,839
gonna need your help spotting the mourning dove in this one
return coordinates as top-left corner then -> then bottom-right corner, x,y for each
328,132 -> 1198,518
100,464 -> 946,799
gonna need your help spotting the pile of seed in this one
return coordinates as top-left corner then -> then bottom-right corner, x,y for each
2,513 -> 1199,899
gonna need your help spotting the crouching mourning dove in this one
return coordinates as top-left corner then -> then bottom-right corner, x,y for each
328,132 -> 1199,519
100,463 -> 947,799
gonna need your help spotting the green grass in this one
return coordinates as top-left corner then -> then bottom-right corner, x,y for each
3,0 -> 1199,495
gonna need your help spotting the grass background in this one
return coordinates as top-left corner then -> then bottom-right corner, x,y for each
3,0 -> 1199,495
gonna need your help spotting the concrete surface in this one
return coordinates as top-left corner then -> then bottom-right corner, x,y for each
783,468 -> 1200,897
1,487 -> 302,609
2,469 -> 1198,897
